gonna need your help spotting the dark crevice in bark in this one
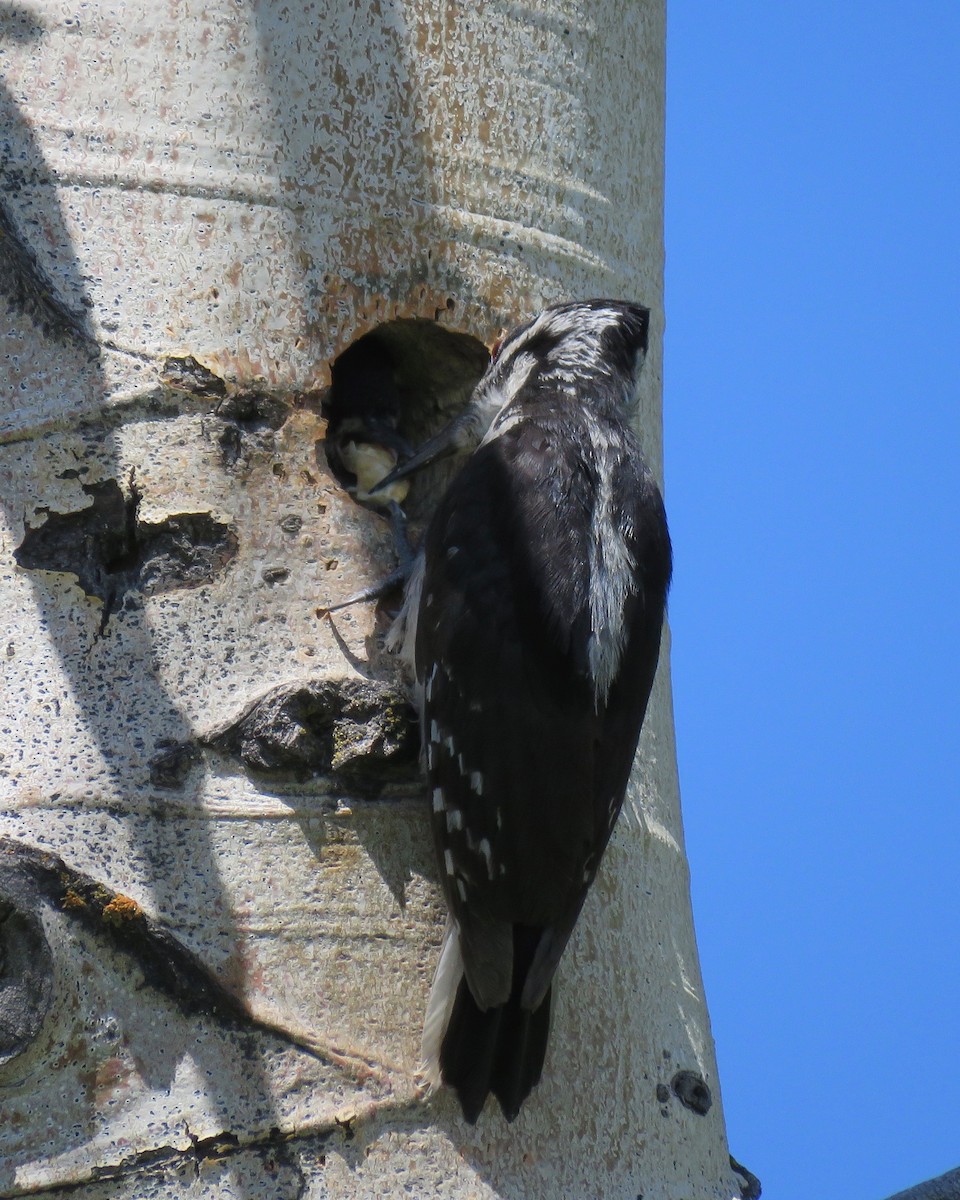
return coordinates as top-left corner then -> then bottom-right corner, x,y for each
13,476 -> 238,629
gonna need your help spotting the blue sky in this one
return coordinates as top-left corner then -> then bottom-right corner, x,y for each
665,5 -> 959,1198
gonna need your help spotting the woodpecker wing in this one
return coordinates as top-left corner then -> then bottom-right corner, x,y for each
416,406 -> 670,1013
522,447 -> 671,1008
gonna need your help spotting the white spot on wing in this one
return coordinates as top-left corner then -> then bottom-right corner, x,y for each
430,720 -> 439,743
443,849 -> 454,876
446,809 -> 463,832
470,771 -> 484,796
456,878 -> 467,901
477,838 -> 494,879
432,788 -> 444,813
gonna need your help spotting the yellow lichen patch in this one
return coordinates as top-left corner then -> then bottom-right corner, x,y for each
61,889 -> 87,911
102,894 -> 143,924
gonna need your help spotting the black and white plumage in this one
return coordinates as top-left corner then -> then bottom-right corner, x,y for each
383,300 -> 672,1123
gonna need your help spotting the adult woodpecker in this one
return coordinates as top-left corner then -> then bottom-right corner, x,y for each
376,299 -> 672,1123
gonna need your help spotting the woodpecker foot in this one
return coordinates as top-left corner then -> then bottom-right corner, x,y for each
386,499 -> 416,574
317,566 -> 408,617
317,502 -> 416,617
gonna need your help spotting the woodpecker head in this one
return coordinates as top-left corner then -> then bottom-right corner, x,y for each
372,300 -> 650,492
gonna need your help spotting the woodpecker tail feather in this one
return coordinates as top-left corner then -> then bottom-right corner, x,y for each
487,982 -> 552,1121
420,922 -> 552,1123
419,917 -> 464,1092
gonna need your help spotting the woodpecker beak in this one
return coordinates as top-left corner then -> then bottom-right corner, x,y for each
368,423 -> 462,494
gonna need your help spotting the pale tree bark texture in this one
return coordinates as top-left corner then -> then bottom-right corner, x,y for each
0,2 -> 742,1196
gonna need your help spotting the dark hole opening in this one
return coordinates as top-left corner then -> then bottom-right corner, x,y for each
322,317 -> 489,521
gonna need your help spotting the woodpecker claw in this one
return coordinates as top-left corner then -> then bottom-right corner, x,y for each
317,503 -> 415,617
316,565 -> 408,618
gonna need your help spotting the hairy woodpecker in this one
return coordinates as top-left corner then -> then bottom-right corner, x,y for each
379,299 -> 672,1123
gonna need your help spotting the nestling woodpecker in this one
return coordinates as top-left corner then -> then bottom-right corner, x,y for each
378,299 -> 672,1123
323,336 -> 413,507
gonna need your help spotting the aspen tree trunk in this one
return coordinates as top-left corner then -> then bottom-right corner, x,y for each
0,2 -> 743,1196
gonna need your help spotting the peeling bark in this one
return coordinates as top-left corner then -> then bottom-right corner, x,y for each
14,477 -> 238,621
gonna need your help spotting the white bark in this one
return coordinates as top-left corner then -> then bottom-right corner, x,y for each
0,2 -> 740,1196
